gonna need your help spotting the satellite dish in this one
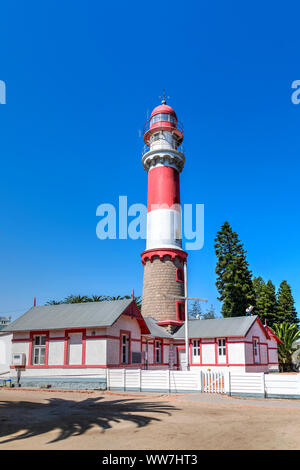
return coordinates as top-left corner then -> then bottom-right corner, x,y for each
246,305 -> 254,315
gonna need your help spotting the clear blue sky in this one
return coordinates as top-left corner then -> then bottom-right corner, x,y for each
0,1 -> 299,321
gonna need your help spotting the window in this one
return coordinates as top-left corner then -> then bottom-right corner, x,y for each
151,132 -> 160,143
121,334 -> 130,364
253,338 -> 260,363
193,340 -> 200,356
217,338 -> 226,364
155,340 -> 162,363
33,335 -> 46,365
150,114 -> 177,126
176,268 -> 184,282
177,302 -> 185,322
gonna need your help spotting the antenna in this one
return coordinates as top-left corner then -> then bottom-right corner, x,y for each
159,89 -> 170,105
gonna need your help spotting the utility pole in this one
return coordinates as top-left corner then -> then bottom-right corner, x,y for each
163,262 -> 208,370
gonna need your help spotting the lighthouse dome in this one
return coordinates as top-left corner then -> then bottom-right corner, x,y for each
150,104 -> 177,120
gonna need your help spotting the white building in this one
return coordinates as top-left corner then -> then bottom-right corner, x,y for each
1,299 -> 281,389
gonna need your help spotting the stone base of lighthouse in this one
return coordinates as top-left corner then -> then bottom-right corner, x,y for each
141,249 -> 187,332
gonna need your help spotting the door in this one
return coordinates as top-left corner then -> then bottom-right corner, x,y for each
178,347 -> 187,371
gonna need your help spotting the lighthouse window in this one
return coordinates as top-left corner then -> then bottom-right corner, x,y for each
160,113 -> 170,121
177,302 -> 185,322
150,113 -> 176,126
150,115 -> 161,125
151,133 -> 160,142
176,268 -> 184,282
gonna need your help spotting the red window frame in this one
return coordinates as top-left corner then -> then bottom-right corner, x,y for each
176,267 -> 184,283
120,330 -> 131,365
176,301 -> 185,322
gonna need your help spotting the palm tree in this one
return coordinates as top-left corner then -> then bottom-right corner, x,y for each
45,294 -> 142,310
271,322 -> 300,371
88,295 -> 108,302
63,295 -> 89,304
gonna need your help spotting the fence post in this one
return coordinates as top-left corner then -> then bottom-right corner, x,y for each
123,368 -> 126,391
261,372 -> 266,398
107,368 -> 110,391
139,368 -> 142,392
198,371 -> 202,392
224,370 -> 230,395
168,369 -> 171,394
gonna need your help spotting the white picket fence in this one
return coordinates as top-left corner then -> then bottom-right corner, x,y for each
107,369 -> 225,394
106,369 -> 300,399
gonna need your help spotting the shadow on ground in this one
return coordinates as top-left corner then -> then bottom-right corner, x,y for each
0,396 -> 179,444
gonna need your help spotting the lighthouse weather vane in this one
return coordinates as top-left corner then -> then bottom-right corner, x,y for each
159,89 -> 170,105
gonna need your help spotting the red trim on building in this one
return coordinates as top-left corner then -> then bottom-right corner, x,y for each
157,320 -> 183,327
265,325 -> 284,345
141,248 -> 187,266
120,330 -> 131,365
123,301 -> 150,335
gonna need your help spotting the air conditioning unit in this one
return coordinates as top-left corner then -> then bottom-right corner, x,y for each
131,352 -> 142,364
11,353 -> 26,366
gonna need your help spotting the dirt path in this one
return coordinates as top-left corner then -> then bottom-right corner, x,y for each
0,389 -> 300,450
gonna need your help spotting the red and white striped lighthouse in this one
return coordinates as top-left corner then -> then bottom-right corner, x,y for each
141,97 -> 187,331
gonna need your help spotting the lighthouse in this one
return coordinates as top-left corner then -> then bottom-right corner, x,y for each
141,97 -> 188,332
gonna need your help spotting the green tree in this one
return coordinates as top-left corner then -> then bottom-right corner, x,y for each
253,278 -> 277,327
63,295 -> 89,304
203,304 -> 218,319
89,295 -> 108,302
271,322 -> 300,371
252,276 -> 265,314
276,281 -> 298,326
214,221 -> 255,317
45,294 -> 142,311
45,300 -> 62,305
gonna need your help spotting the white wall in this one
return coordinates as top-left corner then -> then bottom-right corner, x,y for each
0,333 -> 12,373
107,315 -> 142,366
244,321 -> 272,372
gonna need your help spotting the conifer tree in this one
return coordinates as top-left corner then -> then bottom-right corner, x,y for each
257,280 -> 277,326
189,300 -> 202,319
276,281 -> 298,325
203,304 -> 217,319
214,221 -> 255,317
252,276 -> 265,316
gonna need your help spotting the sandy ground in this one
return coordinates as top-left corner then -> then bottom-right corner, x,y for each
1,388 -> 300,450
